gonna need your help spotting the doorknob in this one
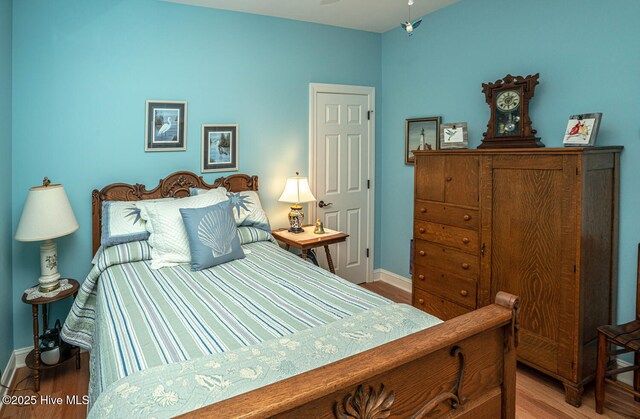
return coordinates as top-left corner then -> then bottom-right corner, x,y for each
318,200 -> 333,208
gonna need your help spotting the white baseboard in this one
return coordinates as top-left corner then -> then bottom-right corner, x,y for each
0,347 -> 30,410
616,358 -> 634,387
0,349 -> 17,403
372,269 -> 412,293
13,346 -> 31,370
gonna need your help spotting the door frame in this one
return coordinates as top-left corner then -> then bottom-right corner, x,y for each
309,83 -> 375,283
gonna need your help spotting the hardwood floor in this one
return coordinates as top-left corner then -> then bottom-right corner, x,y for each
1,352 -> 89,419
1,281 -> 638,418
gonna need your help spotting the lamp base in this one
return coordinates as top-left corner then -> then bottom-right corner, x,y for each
39,281 -> 61,293
287,204 -> 305,234
39,239 -> 61,293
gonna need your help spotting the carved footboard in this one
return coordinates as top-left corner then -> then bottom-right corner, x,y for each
184,292 -> 520,419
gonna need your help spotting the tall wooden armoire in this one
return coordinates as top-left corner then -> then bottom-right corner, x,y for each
412,147 -> 621,406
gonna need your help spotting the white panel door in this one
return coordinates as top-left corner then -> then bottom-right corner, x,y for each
315,92 -> 370,284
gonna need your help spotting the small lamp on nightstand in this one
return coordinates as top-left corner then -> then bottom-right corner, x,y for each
15,178 -> 79,292
278,172 -> 316,234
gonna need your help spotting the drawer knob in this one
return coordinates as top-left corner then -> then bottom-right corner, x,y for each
463,214 -> 471,221
419,251 -> 426,256
418,274 -> 425,281
420,207 -> 427,213
446,176 -> 453,182
460,290 -> 468,297
462,237 -> 470,244
461,263 -> 470,270
418,298 -> 425,305
419,228 -> 425,234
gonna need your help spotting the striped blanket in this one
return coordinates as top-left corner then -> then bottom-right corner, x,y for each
61,227 -> 404,406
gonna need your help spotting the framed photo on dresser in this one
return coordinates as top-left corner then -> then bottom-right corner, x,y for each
145,100 -> 187,151
405,117 -> 441,164
440,122 -> 468,149
202,124 -> 238,173
563,113 -> 602,147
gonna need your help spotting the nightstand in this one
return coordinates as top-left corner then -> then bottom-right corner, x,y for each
272,226 -> 349,274
21,278 -> 81,392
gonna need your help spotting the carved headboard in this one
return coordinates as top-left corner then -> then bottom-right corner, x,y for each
92,171 -> 258,255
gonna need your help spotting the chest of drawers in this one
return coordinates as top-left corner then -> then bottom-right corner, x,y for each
412,148 -> 622,407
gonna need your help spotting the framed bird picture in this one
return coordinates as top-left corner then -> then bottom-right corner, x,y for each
563,113 -> 602,147
145,100 -> 187,151
201,124 -> 238,173
440,122 -> 469,150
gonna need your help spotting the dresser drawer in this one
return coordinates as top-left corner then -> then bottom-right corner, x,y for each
414,221 -> 478,254
413,266 -> 477,309
414,240 -> 478,279
414,200 -> 479,230
413,288 -> 472,321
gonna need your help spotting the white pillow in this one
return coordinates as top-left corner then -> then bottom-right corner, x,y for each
191,188 -> 271,232
138,188 -> 228,269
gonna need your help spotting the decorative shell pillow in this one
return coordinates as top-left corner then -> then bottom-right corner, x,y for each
190,188 -> 271,232
137,189 -> 229,269
180,201 -> 245,271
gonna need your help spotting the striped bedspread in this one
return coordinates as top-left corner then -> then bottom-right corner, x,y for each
62,227 -> 397,406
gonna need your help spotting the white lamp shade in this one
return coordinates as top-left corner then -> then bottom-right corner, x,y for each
15,183 -> 79,242
278,176 -> 316,204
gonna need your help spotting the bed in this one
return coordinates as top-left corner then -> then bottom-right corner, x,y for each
62,171 -> 519,418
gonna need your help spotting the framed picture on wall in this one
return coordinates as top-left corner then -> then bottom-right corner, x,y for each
405,117 -> 441,164
145,100 -> 187,151
202,124 -> 238,173
563,113 -> 603,147
440,122 -> 469,149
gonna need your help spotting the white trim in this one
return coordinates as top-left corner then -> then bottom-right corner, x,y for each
373,269 -> 412,293
13,347 -> 31,369
309,83 -> 376,283
0,350 -> 18,405
616,358 -> 634,387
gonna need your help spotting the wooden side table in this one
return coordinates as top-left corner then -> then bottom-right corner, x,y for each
21,278 -> 81,392
272,226 -> 349,274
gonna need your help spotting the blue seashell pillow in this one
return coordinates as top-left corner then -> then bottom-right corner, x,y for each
180,201 -> 245,271
190,188 -> 271,232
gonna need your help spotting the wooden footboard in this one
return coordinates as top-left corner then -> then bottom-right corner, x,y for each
184,292 -> 519,419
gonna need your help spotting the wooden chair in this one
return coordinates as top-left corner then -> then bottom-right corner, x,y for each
595,243 -> 640,414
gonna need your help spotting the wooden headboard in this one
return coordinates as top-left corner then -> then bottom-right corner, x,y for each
92,171 -> 258,255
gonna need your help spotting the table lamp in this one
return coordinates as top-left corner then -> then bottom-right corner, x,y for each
278,172 -> 316,233
15,178 -> 79,292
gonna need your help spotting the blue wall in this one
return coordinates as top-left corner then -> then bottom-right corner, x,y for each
11,0 -> 381,348
9,0 -> 640,354
379,0 -> 640,323
0,0 -> 13,370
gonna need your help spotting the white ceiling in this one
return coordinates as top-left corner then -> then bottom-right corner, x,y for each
163,0 -> 459,33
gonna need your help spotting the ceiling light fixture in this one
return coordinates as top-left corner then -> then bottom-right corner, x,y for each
401,0 -> 422,36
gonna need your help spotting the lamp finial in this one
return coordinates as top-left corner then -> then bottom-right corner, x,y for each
42,177 -> 51,187
295,171 -> 299,176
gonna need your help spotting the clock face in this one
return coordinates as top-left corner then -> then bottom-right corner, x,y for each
496,90 -> 521,112
495,89 -> 522,137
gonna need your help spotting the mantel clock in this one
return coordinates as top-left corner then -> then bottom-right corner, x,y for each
479,73 -> 544,149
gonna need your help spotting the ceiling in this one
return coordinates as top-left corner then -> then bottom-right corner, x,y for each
163,0 -> 459,33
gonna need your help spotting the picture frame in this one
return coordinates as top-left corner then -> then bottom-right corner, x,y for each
563,113 -> 602,147
202,124 -> 238,173
440,122 -> 469,150
405,117 -> 441,164
145,100 -> 187,152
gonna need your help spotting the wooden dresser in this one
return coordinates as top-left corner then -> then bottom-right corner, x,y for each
412,147 -> 622,407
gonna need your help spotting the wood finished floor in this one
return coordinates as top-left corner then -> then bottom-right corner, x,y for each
1,281 -> 638,418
